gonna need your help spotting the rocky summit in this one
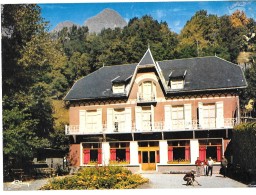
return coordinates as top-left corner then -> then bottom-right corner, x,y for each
84,8 -> 127,34
52,21 -> 79,32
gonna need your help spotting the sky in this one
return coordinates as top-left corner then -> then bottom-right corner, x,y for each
35,0 -> 256,33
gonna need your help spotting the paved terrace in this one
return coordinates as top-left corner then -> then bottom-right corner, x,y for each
3,172 -> 255,191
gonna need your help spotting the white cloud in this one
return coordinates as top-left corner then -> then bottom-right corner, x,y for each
174,20 -> 180,26
154,9 -> 167,20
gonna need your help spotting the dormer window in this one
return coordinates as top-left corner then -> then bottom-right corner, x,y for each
113,84 -> 125,94
168,69 -> 187,90
111,75 -> 132,94
171,80 -> 184,89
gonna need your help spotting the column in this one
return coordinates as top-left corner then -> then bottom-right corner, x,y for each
159,140 -> 168,164
190,139 -> 199,164
130,141 -> 139,165
102,142 -> 110,166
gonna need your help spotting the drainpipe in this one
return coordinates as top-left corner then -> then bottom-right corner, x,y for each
237,95 -> 241,124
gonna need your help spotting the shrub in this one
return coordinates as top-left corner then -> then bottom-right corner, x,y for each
40,166 -> 149,190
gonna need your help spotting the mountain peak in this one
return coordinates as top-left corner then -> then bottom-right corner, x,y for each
84,8 -> 127,34
52,21 -> 79,32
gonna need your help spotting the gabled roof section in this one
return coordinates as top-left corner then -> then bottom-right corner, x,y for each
138,48 -> 156,66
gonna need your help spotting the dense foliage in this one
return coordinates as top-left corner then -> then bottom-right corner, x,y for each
226,122 -> 256,183
40,166 -> 149,190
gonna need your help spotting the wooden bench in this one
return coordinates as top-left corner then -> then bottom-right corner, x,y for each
11,169 -> 24,180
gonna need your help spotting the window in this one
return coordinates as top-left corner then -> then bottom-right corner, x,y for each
142,107 -> 152,131
168,141 -> 190,163
109,142 -> 130,164
113,84 -> 125,94
138,81 -> 156,102
203,104 -> 216,128
199,139 -> 222,162
114,108 -> 125,132
82,143 -> 102,164
172,106 -> 184,129
171,80 -> 184,89
86,110 -> 98,131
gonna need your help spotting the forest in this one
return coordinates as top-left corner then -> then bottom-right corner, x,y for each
2,4 -> 256,176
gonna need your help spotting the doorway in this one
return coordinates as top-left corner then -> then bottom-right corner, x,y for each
139,147 -> 159,171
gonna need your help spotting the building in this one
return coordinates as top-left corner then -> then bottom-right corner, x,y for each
64,48 -> 247,172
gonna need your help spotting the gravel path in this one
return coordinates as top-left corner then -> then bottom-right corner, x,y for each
3,178 -> 49,191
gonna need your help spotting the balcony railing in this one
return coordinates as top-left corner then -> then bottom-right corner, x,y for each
65,118 -> 237,135
137,92 -> 156,103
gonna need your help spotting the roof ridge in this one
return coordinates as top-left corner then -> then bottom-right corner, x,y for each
103,63 -> 137,67
158,56 -> 216,63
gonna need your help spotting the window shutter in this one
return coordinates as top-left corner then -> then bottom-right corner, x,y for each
98,149 -> 102,164
168,146 -> 173,161
216,101 -> 224,128
184,104 -> 192,129
79,110 -> 86,132
164,105 -> 172,130
97,108 -> 102,132
83,149 -> 90,164
151,105 -> 155,131
135,106 -> 142,131
107,108 -> 114,132
110,149 -> 116,161
198,102 -> 204,128
126,148 -> 130,162
125,107 -> 132,132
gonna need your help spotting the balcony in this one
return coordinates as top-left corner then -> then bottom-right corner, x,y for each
137,92 -> 156,104
65,118 -> 237,135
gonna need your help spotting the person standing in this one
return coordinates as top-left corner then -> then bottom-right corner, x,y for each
221,155 -> 228,177
203,159 -> 208,176
195,157 -> 201,177
207,157 -> 214,176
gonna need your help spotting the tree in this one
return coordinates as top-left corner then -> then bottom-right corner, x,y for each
2,4 -> 68,179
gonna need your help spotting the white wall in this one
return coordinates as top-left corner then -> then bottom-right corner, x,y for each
102,142 -> 110,165
190,139 -> 199,164
130,141 -> 139,165
159,140 -> 168,164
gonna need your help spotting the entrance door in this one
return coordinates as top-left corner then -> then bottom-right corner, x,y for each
141,151 -> 156,171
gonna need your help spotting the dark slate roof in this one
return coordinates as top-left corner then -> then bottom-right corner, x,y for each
159,56 -> 247,92
138,49 -> 155,66
64,64 -> 137,100
64,56 -> 247,101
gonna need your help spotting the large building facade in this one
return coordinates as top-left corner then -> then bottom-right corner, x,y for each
64,49 -> 247,172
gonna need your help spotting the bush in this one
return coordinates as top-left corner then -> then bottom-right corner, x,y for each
40,166 -> 149,190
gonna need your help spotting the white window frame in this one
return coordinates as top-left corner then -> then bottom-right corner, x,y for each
172,105 -> 184,129
171,80 -> 184,89
113,84 -> 125,94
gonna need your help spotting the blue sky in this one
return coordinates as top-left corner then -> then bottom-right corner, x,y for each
38,1 -> 256,33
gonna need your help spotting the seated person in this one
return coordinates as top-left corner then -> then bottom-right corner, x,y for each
183,170 -> 196,186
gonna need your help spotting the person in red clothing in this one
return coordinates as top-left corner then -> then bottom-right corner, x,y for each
195,157 -> 201,177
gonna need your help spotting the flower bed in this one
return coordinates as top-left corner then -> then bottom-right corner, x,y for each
40,166 -> 149,190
